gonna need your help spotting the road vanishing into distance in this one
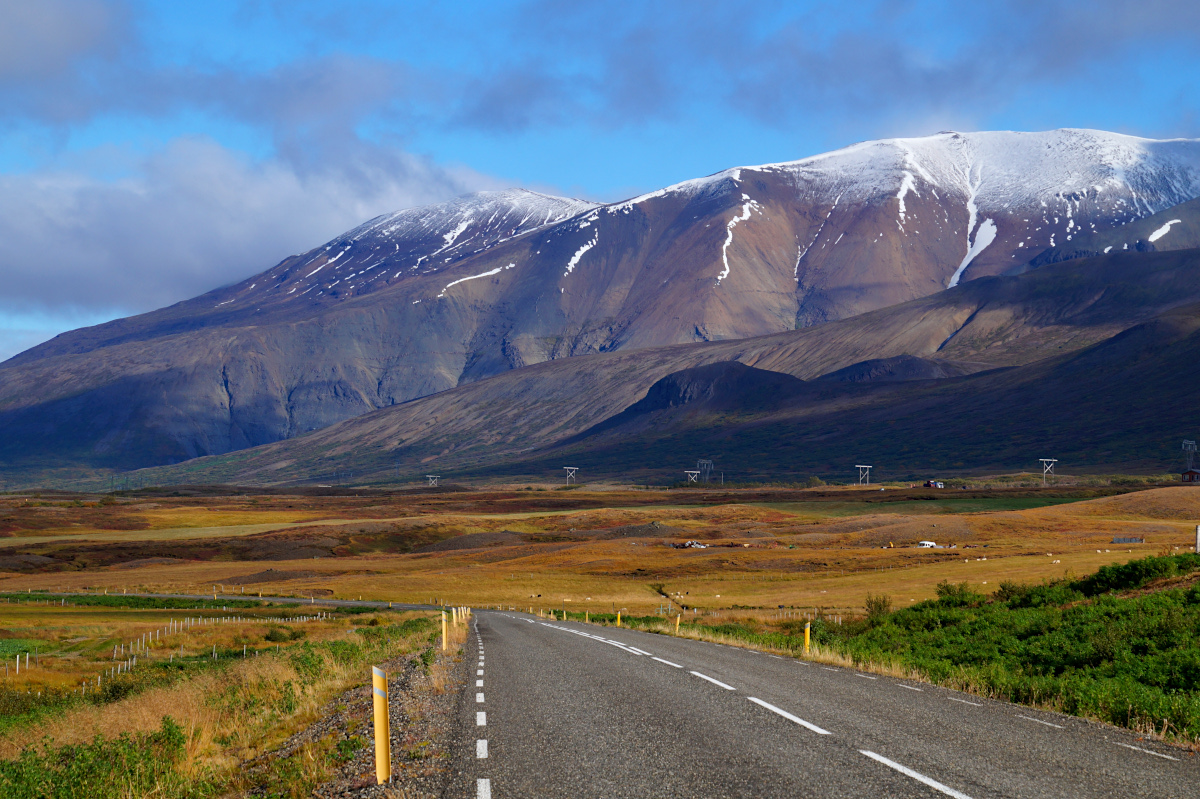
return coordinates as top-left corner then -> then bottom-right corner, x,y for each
29,591 -> 1195,796
450,611 -> 1195,799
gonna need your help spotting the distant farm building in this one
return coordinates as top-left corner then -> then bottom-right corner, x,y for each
1183,468 -> 1200,484
924,480 -> 945,488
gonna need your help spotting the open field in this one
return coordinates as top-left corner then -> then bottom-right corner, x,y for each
3,482 -> 1197,617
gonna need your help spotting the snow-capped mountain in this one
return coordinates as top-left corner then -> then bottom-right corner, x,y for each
4,129 -> 1199,478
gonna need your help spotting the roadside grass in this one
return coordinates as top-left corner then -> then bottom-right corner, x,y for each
0,613 -> 439,798
583,553 -> 1200,744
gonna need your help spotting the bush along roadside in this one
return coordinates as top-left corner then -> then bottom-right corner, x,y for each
0,615 -> 438,799
592,554 -> 1200,743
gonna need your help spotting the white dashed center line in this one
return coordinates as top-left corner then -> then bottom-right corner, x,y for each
947,697 -> 982,707
477,711 -> 486,726
854,673 -> 877,680
690,671 -> 736,690
1018,715 -> 1063,729
651,656 -> 682,668
476,739 -> 488,759
859,750 -> 974,799
476,692 -> 485,703
898,685 -> 923,692
476,679 -> 484,687
477,778 -> 491,799
477,669 -> 484,676
748,697 -> 831,735
1113,742 -> 1180,761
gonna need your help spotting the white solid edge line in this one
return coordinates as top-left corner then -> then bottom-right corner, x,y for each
1113,742 -> 1180,761
947,697 -> 982,706
477,711 -> 486,726
478,778 -> 492,799
747,697 -> 831,735
651,656 -> 682,668
477,739 -> 488,758
689,670 -> 736,690
1018,715 -> 1063,729
859,750 -> 974,799
898,685 -> 923,692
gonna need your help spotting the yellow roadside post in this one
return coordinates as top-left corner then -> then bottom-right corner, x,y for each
616,611 -> 621,628
585,611 -> 589,623
804,621 -> 811,655
371,666 -> 391,784
441,611 -> 448,651
675,614 -> 681,634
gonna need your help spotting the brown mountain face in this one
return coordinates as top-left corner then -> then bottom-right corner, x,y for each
123,245 -> 1200,487
3,130 -> 1200,478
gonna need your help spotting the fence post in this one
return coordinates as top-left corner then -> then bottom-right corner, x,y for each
372,666 -> 391,784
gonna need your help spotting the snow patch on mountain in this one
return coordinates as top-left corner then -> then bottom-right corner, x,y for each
1148,219 -> 1183,242
718,196 -> 761,285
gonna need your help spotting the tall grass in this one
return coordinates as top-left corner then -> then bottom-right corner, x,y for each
0,615 -> 438,798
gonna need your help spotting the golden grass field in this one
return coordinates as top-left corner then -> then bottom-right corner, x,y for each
3,483 -> 1198,617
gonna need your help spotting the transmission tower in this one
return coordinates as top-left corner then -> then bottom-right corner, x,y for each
856,465 -> 873,485
1039,459 -> 1057,486
426,475 -> 440,487
684,470 -> 700,483
564,467 -> 579,485
697,460 -> 714,483
1184,440 -> 1197,472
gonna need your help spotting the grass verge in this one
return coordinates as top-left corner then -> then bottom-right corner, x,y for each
578,553 -> 1200,744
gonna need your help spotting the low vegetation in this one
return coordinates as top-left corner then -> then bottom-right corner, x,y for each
0,613 -> 439,798
595,553 -> 1200,742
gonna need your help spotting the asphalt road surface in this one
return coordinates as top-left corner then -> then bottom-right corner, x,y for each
448,611 -> 1196,799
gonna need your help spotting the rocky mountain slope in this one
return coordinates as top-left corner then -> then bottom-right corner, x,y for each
3,130 -> 1200,478
124,244 -> 1200,486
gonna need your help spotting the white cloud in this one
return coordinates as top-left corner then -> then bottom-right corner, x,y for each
0,135 -> 500,359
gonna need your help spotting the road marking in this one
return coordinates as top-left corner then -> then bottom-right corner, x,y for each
748,697 -> 831,735
651,656 -> 682,668
478,778 -> 491,799
476,692 -> 485,703
1018,715 -> 1063,729
947,697 -> 982,707
1113,742 -> 1180,761
476,679 -> 484,687
854,673 -> 877,680
477,739 -> 488,758
859,750 -> 973,799
477,711 -> 486,726
690,671 -> 736,690
898,685 -> 923,692
626,646 -> 653,656
821,667 -> 838,672
478,669 -> 484,676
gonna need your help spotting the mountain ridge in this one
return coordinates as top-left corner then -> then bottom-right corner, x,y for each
3,129 -> 1200,480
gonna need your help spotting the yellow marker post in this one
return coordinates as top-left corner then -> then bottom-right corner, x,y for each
675,614 -> 681,634
441,611 -> 448,651
616,611 -> 621,628
585,611 -> 589,623
804,622 -> 811,655
371,666 -> 391,784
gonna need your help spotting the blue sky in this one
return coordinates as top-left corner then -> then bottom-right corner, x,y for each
1,0 -> 1198,359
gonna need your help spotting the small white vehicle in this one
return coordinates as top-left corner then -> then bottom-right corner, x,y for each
917,540 -> 937,548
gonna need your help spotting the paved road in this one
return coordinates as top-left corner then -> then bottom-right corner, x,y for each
449,611 -> 1195,799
